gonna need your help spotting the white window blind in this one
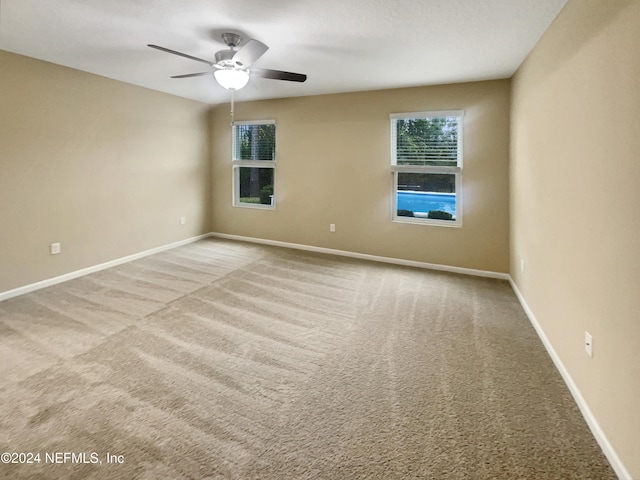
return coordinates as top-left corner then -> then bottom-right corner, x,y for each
233,122 -> 276,162
391,111 -> 463,167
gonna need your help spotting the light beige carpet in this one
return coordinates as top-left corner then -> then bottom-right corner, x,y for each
0,238 -> 615,479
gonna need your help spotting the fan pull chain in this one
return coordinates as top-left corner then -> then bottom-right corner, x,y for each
230,89 -> 235,126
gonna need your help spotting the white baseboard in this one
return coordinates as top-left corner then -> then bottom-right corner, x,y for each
509,278 -> 631,480
209,232 -> 510,280
1,232 -> 507,302
0,234 -> 210,302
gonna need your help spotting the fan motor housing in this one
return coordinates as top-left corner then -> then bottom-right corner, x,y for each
215,50 -> 235,66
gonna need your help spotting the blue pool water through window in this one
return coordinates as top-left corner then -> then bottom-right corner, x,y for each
397,191 -> 456,217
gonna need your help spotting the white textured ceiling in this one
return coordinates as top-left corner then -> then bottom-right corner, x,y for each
0,0 -> 567,105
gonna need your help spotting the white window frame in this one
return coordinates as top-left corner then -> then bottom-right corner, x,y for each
390,110 -> 464,227
232,119 -> 276,210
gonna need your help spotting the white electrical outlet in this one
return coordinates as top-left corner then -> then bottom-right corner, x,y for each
329,224 -> 336,233
585,331 -> 593,358
50,242 -> 61,255
180,216 -> 186,225
520,257 -> 525,273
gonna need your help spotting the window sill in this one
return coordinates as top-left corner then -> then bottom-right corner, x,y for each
233,203 -> 276,210
392,216 -> 462,228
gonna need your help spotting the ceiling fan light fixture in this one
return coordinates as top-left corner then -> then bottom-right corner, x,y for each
214,69 -> 249,90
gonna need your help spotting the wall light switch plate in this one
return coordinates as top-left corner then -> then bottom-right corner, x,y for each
585,331 -> 593,358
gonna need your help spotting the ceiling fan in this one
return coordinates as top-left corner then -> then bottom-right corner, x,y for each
148,33 -> 307,91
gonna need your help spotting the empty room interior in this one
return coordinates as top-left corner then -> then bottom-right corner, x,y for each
1,0 -> 638,478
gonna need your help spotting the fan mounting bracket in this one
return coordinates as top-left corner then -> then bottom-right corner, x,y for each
221,33 -> 242,49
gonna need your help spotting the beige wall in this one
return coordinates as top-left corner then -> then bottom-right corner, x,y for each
211,80 -> 511,273
0,50 -> 211,293
511,1 -> 640,477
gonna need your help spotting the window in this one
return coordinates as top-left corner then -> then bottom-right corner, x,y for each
390,110 -> 463,226
232,120 -> 276,208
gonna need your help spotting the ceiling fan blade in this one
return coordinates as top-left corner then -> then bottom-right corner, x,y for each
171,72 -> 213,79
252,68 -> 307,82
147,44 -> 213,66
232,39 -> 268,67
